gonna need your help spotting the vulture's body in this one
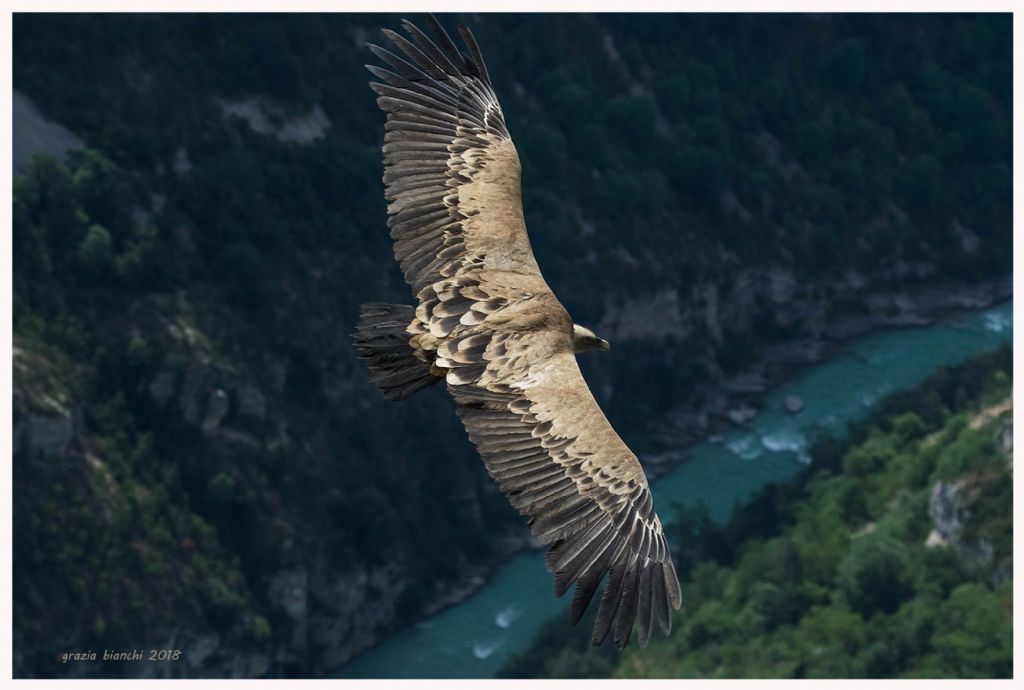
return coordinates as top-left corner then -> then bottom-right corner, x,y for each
353,15 -> 682,649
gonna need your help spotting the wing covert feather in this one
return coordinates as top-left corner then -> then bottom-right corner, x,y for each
427,281 -> 682,648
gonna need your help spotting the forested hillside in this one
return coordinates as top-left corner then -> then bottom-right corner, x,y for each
13,13 -> 1011,677
501,345 -> 1012,678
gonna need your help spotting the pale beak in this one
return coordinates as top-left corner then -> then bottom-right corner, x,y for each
598,338 -> 611,352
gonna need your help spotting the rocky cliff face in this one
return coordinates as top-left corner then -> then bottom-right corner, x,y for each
12,266 -> 1010,677
925,413 -> 1013,586
11,296 -> 505,677
597,267 -> 1011,460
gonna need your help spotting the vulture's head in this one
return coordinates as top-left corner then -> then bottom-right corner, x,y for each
572,324 -> 611,353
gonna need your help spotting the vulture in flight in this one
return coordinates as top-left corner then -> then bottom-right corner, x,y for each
353,15 -> 682,649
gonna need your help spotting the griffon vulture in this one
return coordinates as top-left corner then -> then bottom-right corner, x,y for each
353,15 -> 682,649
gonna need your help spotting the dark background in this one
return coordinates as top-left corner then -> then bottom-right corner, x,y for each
12,13 -> 1011,678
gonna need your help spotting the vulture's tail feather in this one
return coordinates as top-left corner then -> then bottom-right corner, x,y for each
354,303 -> 440,401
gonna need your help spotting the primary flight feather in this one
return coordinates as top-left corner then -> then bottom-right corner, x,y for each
353,14 -> 682,649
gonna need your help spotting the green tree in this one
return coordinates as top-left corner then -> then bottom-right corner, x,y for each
76,224 -> 114,281
838,533 -> 914,616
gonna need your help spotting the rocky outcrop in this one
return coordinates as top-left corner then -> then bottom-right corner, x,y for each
305,562 -> 409,670
997,421 -> 1012,459
16,408 -> 74,459
925,417 -> 1013,586
13,90 -> 83,174
235,384 -> 267,422
12,346 -> 76,459
607,272 -> 1011,453
926,480 -> 967,548
217,97 -> 330,144
925,476 -> 1004,583
600,288 -> 691,343
603,269 -> 1009,349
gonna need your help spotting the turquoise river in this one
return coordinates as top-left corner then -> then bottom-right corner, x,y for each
336,300 -> 1013,679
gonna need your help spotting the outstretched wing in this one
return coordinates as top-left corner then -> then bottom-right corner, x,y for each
422,277 -> 683,649
369,15 -> 683,648
367,15 -> 541,297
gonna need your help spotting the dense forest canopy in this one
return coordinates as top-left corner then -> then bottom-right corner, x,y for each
14,13 -> 1011,302
501,346 -> 1012,678
13,13 -> 1012,432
